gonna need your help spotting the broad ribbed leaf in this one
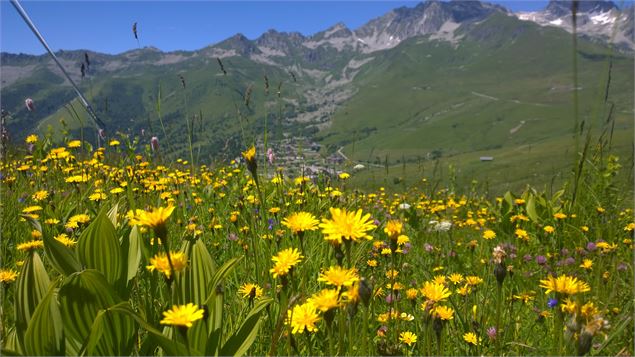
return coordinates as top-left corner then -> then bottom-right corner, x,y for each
220,298 -> 272,357
2,328 -> 23,355
108,302 -> 194,356
24,282 -> 65,356
204,256 -> 243,307
180,239 -> 216,305
107,203 -> 119,228
77,208 -> 122,285
15,252 -> 50,352
85,307 -> 136,356
58,270 -> 121,344
126,226 -> 142,283
527,195 -> 539,222
177,240 -> 218,352
43,229 -> 81,276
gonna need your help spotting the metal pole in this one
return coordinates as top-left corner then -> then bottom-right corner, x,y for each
9,0 -> 106,129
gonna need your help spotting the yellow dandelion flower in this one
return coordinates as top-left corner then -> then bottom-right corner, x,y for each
310,289 -> 341,312
432,305 -> 455,320
384,220 -> 403,238
540,274 -> 591,295
22,205 -> 43,213
269,248 -> 303,278
561,298 -> 577,314
463,332 -> 480,346
160,303 -> 204,328
17,240 -> 44,252
242,146 -> 256,162
399,331 -> 417,346
55,233 -> 77,247
554,212 -> 567,220
26,134 -> 38,144
448,273 -> 464,285
31,230 -> 42,239
0,269 -> 19,283
465,276 -> 484,286
146,251 -> 188,278
32,190 -> 49,201
318,265 -> 359,288
580,259 -> 593,270
110,187 -> 125,194
286,302 -> 320,334
320,207 -> 376,245
432,274 -> 446,285
67,140 -> 81,148
406,288 -> 418,300
238,283 -> 263,300
482,229 -> 496,240
397,234 -> 409,245
515,228 -> 529,241
135,206 -> 175,237
385,269 -> 399,279
420,281 -> 452,303
281,212 -> 320,234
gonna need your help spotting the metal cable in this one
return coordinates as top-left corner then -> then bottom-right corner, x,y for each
9,0 -> 106,129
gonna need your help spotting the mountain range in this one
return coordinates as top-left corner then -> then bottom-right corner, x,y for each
1,0 -> 633,188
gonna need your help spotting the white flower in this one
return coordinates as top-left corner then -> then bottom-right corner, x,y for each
428,220 -> 452,232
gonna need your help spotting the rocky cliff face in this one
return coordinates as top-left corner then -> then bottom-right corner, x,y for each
516,0 -> 633,50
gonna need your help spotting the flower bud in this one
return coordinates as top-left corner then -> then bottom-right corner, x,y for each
358,277 -> 372,307
25,98 -> 35,112
494,262 -> 507,285
151,136 -> 159,152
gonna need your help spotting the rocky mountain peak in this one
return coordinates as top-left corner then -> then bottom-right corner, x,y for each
545,0 -> 618,18
216,33 -> 261,56
354,0 -> 504,52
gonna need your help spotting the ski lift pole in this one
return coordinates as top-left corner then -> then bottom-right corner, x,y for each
10,0 -> 106,129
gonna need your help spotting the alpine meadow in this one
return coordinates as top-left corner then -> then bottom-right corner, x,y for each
0,1 -> 634,356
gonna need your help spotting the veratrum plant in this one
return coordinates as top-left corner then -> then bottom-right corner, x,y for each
3,207 -> 270,356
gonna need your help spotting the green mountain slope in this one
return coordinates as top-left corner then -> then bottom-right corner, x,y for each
319,14 -> 633,177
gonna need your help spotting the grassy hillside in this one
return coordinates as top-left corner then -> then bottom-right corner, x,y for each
9,53 -> 314,163
319,14 -> 634,187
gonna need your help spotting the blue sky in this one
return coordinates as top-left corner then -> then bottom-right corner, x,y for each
2,1 -> 552,55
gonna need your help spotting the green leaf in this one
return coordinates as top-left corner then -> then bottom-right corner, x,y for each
42,229 -> 81,276
84,306 -> 136,356
57,270 -> 122,344
180,239 -> 217,305
107,203 -> 119,228
204,256 -> 243,307
202,256 -> 243,354
77,208 -> 123,285
19,214 -> 42,233
2,328 -> 23,355
126,226 -> 142,283
15,252 -> 51,352
108,302 -> 195,356
24,282 -> 65,356
220,298 -> 272,357
526,195 -> 539,222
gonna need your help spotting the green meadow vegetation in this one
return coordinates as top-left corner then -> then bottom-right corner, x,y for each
0,124 -> 632,355
1,3 -> 634,356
